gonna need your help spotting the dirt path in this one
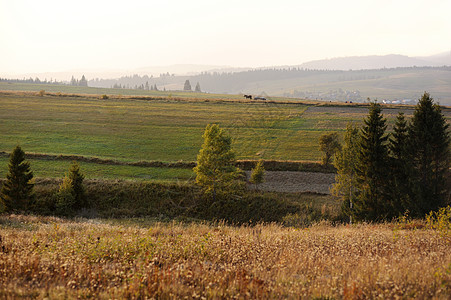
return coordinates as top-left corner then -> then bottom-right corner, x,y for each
246,171 -> 336,194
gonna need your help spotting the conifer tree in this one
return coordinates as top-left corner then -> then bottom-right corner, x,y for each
0,146 -> 34,212
407,92 -> 450,217
79,75 -> 88,87
193,124 -> 243,201
195,82 -> 202,92
184,80 -> 192,91
388,112 -> 411,215
354,102 -> 390,221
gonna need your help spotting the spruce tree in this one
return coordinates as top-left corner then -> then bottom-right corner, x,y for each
388,112 -> 411,215
0,146 -> 34,212
407,92 -> 450,217
193,124 -> 243,201
184,80 -> 192,91
195,82 -> 202,92
354,102 -> 390,221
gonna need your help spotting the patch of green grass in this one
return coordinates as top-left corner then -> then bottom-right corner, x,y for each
0,157 -> 194,182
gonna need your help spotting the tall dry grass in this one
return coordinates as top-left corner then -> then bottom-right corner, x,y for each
0,215 -> 450,299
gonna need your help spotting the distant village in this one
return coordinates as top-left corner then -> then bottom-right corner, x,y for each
284,89 -> 417,104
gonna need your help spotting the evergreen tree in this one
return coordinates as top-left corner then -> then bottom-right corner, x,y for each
0,146 -> 34,212
318,132 -> 341,166
56,161 -> 86,214
193,124 -> 243,201
70,76 -> 77,86
388,112 -> 411,215
250,160 -> 265,190
354,102 -> 390,221
331,123 -> 360,222
79,75 -> 88,86
184,80 -> 192,91
407,92 -> 450,217
195,82 -> 202,92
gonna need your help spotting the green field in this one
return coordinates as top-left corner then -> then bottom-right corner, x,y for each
1,86 -> 450,180
0,92 -> 321,162
0,157 -> 194,182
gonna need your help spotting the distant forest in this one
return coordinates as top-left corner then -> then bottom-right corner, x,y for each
87,66 -> 451,104
0,75 -> 88,87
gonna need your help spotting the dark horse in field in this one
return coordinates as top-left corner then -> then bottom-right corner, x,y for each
244,94 -> 252,99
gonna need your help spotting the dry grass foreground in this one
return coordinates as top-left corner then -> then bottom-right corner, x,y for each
0,215 -> 450,299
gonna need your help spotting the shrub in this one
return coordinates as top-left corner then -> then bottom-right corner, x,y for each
426,206 -> 451,233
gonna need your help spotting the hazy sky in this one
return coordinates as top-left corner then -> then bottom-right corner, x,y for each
1,0 -> 450,76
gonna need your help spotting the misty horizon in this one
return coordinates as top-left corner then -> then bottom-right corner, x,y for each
2,51 -> 451,82
1,0 -> 450,76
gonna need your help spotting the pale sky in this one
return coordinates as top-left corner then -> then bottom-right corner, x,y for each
1,0 -> 450,76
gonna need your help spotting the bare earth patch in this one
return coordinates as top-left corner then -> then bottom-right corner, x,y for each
246,170 -> 335,194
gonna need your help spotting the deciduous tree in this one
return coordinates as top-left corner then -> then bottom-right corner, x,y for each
318,132 -> 341,166
250,160 -> 265,190
331,123 -> 360,222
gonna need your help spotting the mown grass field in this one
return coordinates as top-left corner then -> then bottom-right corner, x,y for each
0,215 -> 450,299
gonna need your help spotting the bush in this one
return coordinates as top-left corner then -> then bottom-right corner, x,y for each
426,206 -> 451,233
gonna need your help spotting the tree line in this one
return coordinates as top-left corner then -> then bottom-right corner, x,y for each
331,92 -> 450,222
0,77 -> 65,85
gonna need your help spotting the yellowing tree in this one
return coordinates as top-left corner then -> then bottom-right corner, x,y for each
250,160 -> 265,190
319,132 -> 341,166
193,124 -> 243,201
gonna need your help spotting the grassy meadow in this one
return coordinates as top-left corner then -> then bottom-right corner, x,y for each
0,157 -> 194,182
0,215 -> 450,299
2,89 -> 447,180
0,91 -> 330,163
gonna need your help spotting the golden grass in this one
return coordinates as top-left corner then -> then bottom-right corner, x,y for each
0,215 -> 450,299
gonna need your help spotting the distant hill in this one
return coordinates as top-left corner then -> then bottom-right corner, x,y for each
88,66 -> 451,105
298,53 -> 451,70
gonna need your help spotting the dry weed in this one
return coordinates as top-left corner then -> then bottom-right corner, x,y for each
0,215 -> 449,299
